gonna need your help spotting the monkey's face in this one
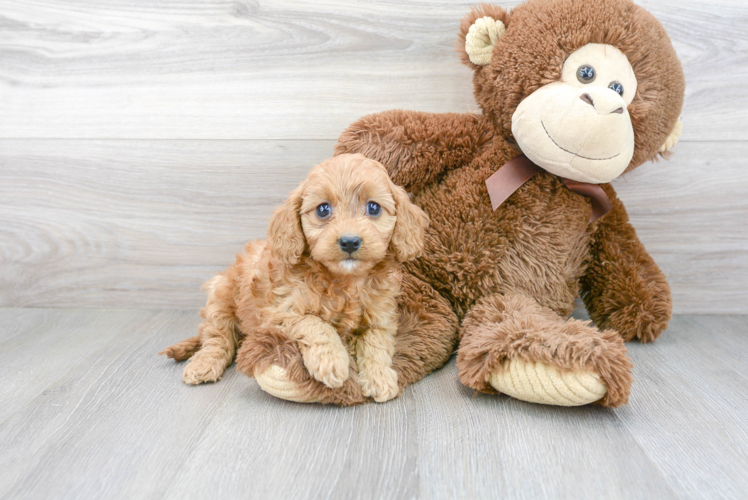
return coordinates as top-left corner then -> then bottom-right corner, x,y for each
458,0 -> 685,181
512,44 -> 638,184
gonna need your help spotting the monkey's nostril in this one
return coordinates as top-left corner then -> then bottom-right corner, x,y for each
580,93 -> 595,107
611,107 -> 624,114
338,236 -> 362,254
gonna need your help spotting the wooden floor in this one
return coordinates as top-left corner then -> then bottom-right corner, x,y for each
1,309 -> 746,499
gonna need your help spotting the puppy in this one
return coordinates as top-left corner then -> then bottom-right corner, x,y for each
160,154 -> 428,402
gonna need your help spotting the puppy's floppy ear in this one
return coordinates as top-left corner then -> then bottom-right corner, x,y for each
268,184 -> 305,264
390,184 -> 429,262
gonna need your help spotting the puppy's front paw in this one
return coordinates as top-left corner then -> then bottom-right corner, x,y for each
182,354 -> 225,385
359,365 -> 399,403
302,342 -> 350,389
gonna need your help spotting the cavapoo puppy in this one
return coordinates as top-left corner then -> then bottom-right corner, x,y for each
161,153 -> 428,402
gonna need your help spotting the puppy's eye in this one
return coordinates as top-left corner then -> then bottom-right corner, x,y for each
577,65 -> 596,83
608,81 -> 624,96
366,201 -> 381,217
316,203 -> 331,218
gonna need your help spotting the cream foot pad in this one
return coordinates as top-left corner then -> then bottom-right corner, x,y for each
254,365 -> 319,403
489,358 -> 607,406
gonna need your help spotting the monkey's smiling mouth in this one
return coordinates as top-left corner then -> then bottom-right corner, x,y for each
541,121 -> 620,161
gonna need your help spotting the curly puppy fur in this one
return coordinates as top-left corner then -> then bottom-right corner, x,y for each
161,154 -> 430,403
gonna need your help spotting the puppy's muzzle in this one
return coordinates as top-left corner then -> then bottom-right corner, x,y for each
338,236 -> 362,255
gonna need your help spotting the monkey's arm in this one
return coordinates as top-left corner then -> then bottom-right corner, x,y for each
335,110 -> 494,192
579,185 -> 672,343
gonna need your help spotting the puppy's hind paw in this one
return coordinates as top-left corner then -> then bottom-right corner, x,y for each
302,342 -> 350,389
359,365 -> 399,403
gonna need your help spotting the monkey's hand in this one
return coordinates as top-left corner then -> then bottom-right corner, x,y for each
580,185 -> 672,343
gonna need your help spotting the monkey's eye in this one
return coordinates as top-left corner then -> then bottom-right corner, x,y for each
608,81 -> 624,96
577,65 -> 596,83
366,201 -> 381,217
316,203 -> 331,218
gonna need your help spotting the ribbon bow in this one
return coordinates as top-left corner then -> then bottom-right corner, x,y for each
485,154 -> 612,222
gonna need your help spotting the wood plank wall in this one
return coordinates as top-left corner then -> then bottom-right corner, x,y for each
1,0 -> 746,312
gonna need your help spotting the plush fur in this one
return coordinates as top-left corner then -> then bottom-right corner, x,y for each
161,154 -> 431,403
235,272 -> 459,406
331,0 -> 684,407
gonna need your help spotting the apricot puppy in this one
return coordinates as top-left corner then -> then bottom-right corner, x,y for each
161,154 -> 428,402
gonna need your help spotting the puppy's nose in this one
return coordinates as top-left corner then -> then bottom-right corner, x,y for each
338,236 -> 362,254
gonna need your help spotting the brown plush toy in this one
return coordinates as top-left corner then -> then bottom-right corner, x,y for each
239,0 -> 685,407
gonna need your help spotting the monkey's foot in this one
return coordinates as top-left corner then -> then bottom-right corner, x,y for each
489,358 -> 607,406
254,365 -> 321,403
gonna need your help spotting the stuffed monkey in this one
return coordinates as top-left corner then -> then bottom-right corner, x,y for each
238,0 -> 684,407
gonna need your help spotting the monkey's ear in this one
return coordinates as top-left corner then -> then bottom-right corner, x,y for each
659,118 -> 683,153
457,6 -> 510,68
268,185 -> 306,265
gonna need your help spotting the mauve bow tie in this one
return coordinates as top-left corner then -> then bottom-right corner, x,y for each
485,154 -> 613,222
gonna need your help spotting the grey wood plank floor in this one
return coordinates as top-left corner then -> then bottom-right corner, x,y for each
1,308 -> 746,499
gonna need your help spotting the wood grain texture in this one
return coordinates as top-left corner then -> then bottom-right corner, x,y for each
0,308 -> 746,499
0,0 -> 746,141
614,142 -> 748,314
618,315 -> 748,499
0,139 -> 336,308
1,139 -> 745,312
0,308 -> 162,421
406,361 -> 677,499
0,309 -> 240,499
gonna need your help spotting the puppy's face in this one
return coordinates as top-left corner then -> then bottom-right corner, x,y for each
300,159 -> 397,275
268,154 -> 428,275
